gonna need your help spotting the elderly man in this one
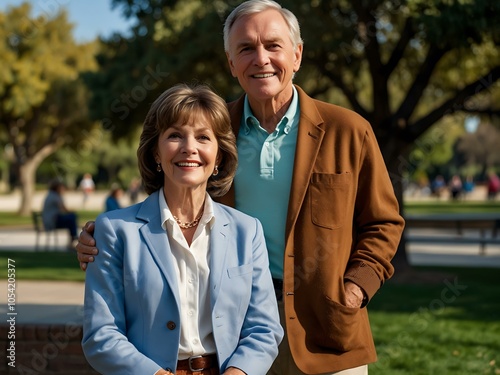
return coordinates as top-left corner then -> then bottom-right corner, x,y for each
77,1 -> 404,374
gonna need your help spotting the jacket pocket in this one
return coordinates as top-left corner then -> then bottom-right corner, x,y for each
310,172 -> 351,229
311,296 -> 363,352
227,263 -> 253,278
226,264 -> 253,317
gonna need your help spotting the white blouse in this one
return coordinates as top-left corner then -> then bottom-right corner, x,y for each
159,192 -> 217,360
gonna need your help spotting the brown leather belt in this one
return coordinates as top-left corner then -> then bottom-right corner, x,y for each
177,354 -> 218,372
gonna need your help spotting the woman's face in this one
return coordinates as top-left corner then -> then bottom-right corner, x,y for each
156,112 -> 219,193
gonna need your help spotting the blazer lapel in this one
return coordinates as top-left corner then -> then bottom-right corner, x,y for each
137,191 -> 181,306
208,204 -> 230,309
285,86 -> 325,237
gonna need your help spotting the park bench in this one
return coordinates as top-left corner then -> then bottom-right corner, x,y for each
404,213 -> 500,255
31,211 -> 60,251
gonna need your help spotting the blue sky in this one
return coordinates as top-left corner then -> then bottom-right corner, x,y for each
0,0 -> 134,42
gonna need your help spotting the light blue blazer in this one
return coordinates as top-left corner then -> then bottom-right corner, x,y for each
82,190 -> 283,375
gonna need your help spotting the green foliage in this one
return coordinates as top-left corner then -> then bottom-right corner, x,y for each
86,0 -> 234,138
89,0 -> 500,175
39,126 -> 140,188
0,3 -> 102,213
408,0 -> 500,46
0,3 -> 98,122
407,115 -> 466,179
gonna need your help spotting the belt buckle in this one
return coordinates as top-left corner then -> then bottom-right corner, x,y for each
188,355 -> 204,372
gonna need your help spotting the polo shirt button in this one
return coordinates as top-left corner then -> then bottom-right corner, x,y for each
166,321 -> 176,330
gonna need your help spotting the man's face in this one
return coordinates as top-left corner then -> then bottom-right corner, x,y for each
226,9 -> 302,104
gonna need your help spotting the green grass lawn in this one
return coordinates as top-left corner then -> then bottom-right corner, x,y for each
0,250 -> 84,281
404,200 -> 500,215
368,267 -> 500,375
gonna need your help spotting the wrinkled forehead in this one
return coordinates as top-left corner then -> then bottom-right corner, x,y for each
228,9 -> 293,47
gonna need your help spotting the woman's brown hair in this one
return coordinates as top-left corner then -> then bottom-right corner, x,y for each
137,83 -> 237,197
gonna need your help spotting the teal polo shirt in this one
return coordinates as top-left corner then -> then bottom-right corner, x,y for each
234,87 -> 299,279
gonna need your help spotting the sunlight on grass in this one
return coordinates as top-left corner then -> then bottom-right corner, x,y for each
368,267 -> 500,374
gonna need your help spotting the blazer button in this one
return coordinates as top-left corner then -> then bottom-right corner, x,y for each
166,321 -> 176,330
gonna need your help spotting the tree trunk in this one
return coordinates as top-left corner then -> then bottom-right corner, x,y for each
385,146 -> 412,275
15,144 -> 58,216
17,160 -> 37,216
391,174 -> 412,273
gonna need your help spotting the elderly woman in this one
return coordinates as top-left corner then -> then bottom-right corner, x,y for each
82,83 -> 283,375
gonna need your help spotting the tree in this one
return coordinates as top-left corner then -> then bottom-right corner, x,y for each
0,3 -> 98,215
90,0 -> 500,271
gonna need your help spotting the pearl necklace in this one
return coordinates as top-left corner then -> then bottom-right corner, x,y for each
173,211 -> 203,229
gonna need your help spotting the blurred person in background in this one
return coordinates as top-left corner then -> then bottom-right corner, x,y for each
449,175 -> 463,201
463,175 -> 475,200
487,171 -> 500,200
79,173 -> 95,207
41,179 -> 78,250
104,183 -> 123,212
127,177 -> 142,204
431,175 -> 446,199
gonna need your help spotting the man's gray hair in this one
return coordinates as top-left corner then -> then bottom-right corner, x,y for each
223,0 -> 303,52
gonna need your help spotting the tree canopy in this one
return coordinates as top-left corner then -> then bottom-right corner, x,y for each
92,0 -> 500,159
0,3 -> 98,214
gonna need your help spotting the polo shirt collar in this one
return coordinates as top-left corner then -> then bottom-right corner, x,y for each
242,86 -> 298,135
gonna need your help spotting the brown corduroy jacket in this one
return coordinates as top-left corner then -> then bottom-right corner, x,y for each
218,85 -> 405,374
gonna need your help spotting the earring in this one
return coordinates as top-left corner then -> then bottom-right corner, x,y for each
212,165 -> 219,176
156,163 -> 162,172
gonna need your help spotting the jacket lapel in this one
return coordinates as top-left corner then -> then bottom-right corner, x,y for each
208,204 -> 230,309
285,86 -> 325,236
137,190 -> 181,306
